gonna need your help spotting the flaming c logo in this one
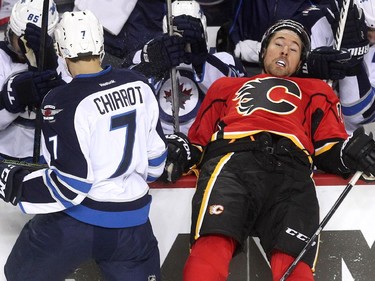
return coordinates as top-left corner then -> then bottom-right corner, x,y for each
234,77 -> 302,116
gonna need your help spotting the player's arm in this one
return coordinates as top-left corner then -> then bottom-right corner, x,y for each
338,63 -> 375,133
302,2 -> 368,80
315,126 -> 375,178
0,164 -> 31,205
158,132 -> 202,183
203,53 -> 247,82
311,85 -> 375,177
145,85 -> 168,182
0,70 -> 63,114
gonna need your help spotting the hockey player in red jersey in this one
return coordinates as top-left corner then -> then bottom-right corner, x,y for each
162,19 -> 375,280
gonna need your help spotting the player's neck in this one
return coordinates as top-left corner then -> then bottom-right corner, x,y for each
67,59 -> 103,78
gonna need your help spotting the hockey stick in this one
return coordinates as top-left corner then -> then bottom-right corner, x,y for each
327,0 -> 351,86
333,0 -> 351,50
166,0 -> 180,133
32,0 -> 49,163
1,159 -> 47,172
279,170 -> 363,281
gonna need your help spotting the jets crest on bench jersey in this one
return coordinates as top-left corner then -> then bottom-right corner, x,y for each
19,66 -> 167,228
152,52 -> 246,135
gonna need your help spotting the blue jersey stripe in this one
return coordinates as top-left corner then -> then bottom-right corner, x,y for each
64,200 -> 151,228
342,88 -> 375,116
149,149 -> 167,167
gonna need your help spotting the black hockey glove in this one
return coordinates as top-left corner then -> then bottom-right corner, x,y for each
304,47 -> 351,80
19,23 -> 58,70
341,127 -> 375,176
0,164 -> 29,205
1,70 -> 63,113
160,132 -> 201,183
173,15 -> 208,67
341,3 -> 369,65
327,1 -> 369,73
140,34 -> 186,74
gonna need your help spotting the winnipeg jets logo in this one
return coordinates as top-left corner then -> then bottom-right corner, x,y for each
158,69 -> 201,124
163,82 -> 193,109
234,77 -> 302,116
42,105 -> 63,122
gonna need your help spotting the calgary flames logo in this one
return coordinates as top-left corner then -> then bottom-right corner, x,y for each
234,77 -> 302,116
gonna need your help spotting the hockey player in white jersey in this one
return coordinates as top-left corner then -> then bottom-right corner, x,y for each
337,0 -> 375,133
0,9 -> 167,281
122,0 -> 247,135
0,0 -> 68,163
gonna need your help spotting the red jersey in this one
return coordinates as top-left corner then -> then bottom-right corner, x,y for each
188,74 -> 349,155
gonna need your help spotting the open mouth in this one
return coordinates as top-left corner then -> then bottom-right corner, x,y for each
276,59 -> 286,67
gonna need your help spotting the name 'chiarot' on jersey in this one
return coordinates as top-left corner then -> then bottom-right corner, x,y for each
18,66 -> 167,228
93,84 -> 144,115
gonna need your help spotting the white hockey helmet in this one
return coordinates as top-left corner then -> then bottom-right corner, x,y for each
354,0 -> 375,28
54,10 -> 105,61
8,0 -> 59,37
163,0 -> 207,39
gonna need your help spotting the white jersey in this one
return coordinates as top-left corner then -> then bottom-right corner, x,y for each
338,45 -> 375,133
147,52 -> 246,135
19,66 -> 167,228
0,43 -> 71,160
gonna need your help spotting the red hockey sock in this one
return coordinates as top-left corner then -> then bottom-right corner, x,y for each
270,250 -> 314,281
183,235 -> 237,281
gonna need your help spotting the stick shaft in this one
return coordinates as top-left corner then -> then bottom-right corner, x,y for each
166,0 -> 180,133
328,0 -> 352,86
333,0 -> 351,50
32,0 -> 49,163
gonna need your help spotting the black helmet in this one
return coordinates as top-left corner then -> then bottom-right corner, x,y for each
259,19 -> 311,69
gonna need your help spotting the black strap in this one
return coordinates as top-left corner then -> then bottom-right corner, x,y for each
200,137 -> 264,167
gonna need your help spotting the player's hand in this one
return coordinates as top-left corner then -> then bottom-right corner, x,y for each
341,127 -> 375,176
140,34 -> 186,73
160,132 -> 194,183
326,0 -> 369,72
173,15 -> 208,67
173,15 -> 205,43
305,47 -> 351,80
234,39 -> 261,63
340,3 -> 369,66
1,70 -> 63,113
19,23 -> 58,70
0,164 -> 29,205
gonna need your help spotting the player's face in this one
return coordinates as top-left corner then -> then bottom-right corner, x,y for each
368,28 -> 375,45
7,30 -> 26,62
262,30 -> 302,77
